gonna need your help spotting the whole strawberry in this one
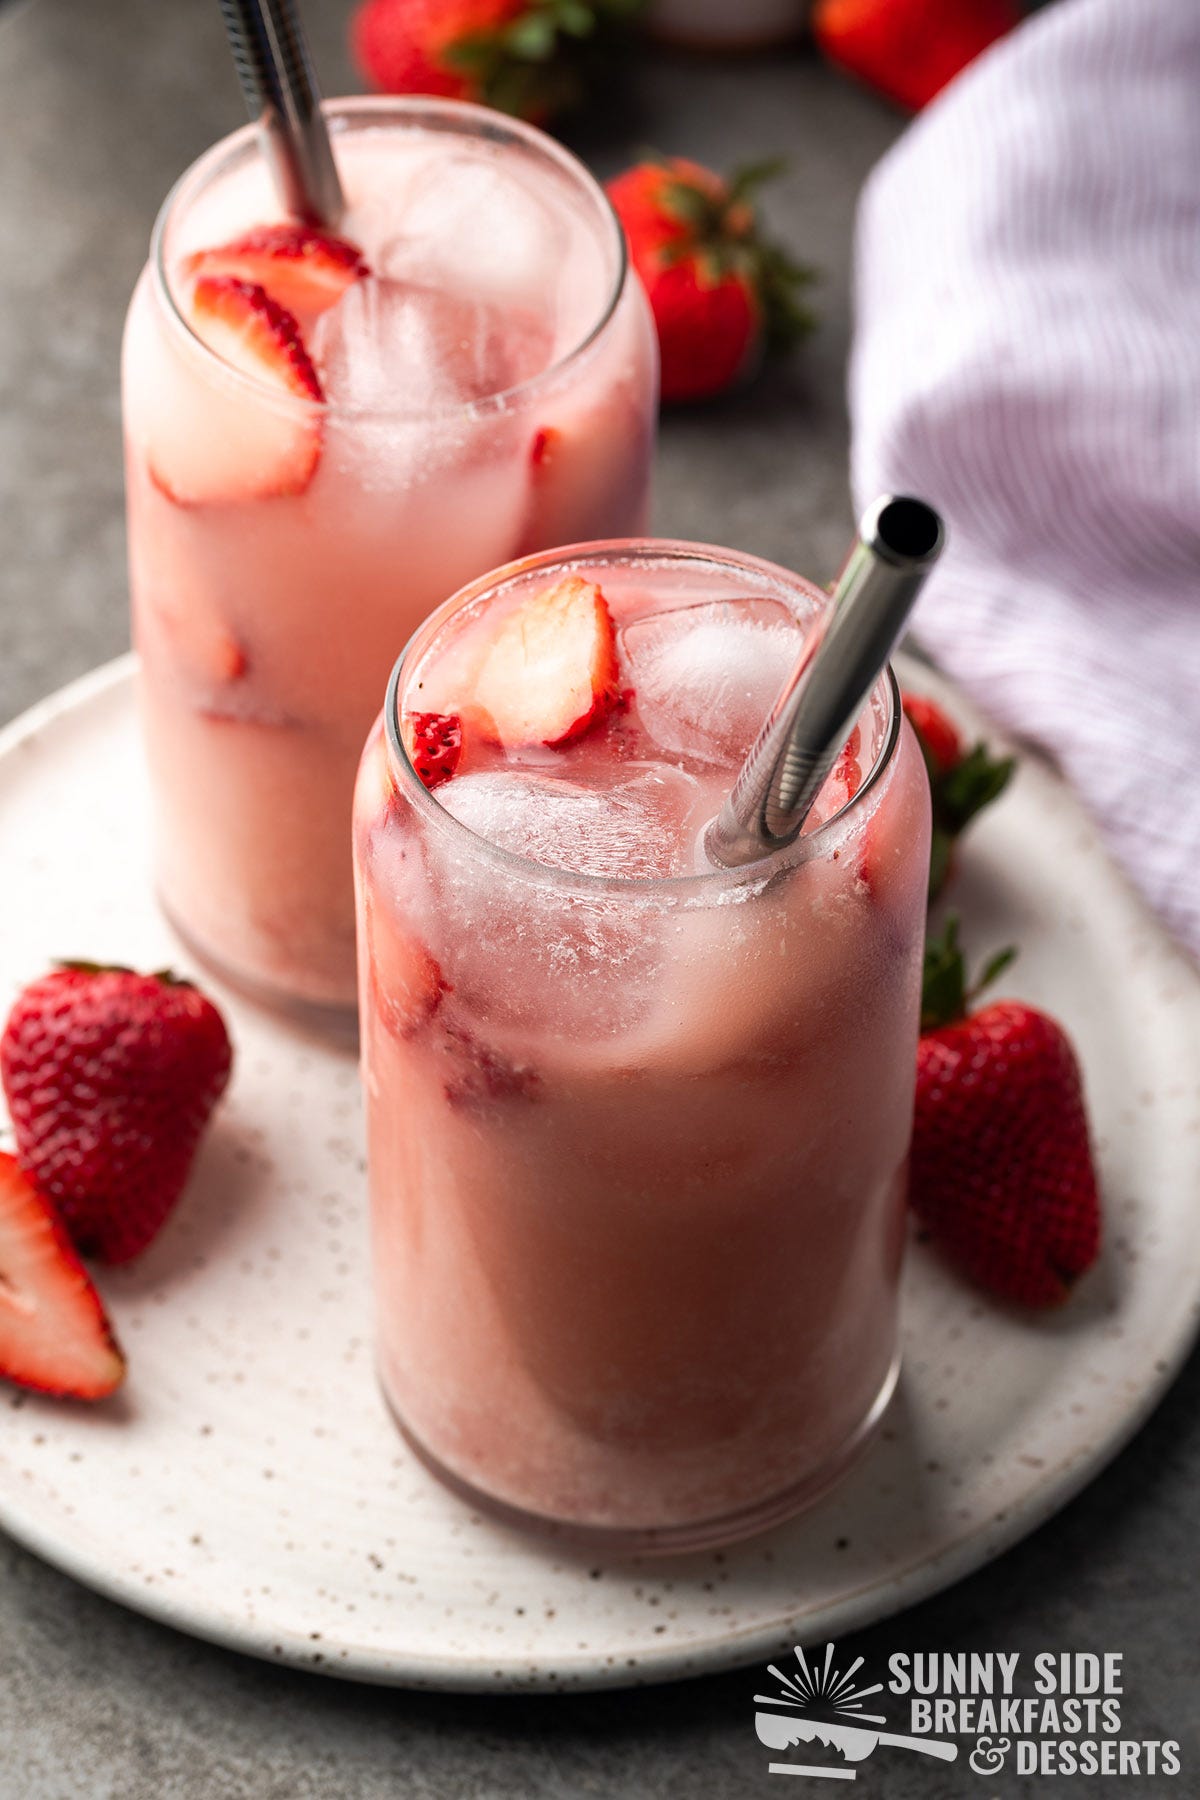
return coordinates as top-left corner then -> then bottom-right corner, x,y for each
901,688 -> 1013,903
1,964 -> 233,1264
352,0 -> 644,123
911,921 -> 1100,1308
606,157 -> 816,402
812,0 -> 1021,113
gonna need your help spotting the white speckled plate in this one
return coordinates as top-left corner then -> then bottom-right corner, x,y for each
0,656 -> 1198,1692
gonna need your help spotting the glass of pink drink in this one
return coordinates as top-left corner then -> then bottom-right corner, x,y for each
354,541 -> 932,1550
123,99 -> 656,1012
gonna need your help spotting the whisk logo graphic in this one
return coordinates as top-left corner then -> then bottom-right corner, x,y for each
753,1642 -> 958,1781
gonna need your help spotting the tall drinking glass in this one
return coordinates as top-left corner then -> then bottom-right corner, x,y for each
354,541 -> 931,1550
123,99 -> 656,1011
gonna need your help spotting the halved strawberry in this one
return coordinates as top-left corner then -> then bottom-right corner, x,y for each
190,277 -> 323,407
472,576 -> 619,749
0,1153 -> 125,1399
144,277 -> 324,505
402,712 -> 463,790
185,224 -> 369,318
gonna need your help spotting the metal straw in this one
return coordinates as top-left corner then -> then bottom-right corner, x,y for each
704,495 -> 945,870
218,0 -> 344,226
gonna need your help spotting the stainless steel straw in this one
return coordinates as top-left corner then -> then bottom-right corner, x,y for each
704,495 -> 945,870
218,0 -> 344,226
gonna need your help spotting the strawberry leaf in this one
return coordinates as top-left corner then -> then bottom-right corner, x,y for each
504,12 -> 558,58
925,739 -> 1015,902
647,155 -> 818,349
553,0 -> 598,33
920,917 -> 966,1031
972,945 -> 1018,998
756,241 -> 819,350
726,156 -> 789,202
928,825 -> 955,906
937,741 -> 1015,834
444,0 -> 645,118
921,917 -> 1018,1032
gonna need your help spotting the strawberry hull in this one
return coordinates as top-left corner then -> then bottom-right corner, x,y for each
355,544 -> 931,1544
123,100 -> 657,1012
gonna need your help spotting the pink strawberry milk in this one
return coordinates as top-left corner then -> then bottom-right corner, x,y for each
354,541 -> 932,1547
123,98 -> 657,1010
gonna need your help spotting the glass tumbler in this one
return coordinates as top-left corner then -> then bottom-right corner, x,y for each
354,541 -> 931,1550
123,98 -> 657,1013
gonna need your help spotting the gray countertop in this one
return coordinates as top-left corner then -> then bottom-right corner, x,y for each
1,1 -> 1198,1794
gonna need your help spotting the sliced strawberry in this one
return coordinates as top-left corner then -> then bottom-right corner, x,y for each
373,932 -> 448,1040
402,712 -> 463,790
832,721 -> 863,804
808,722 -> 863,826
531,425 -> 556,470
145,589 -> 248,688
185,224 -> 369,318
144,277 -> 324,505
0,1153 -> 125,1399
516,413 -> 651,557
190,277 -> 323,405
440,1019 -> 539,1110
472,576 -> 619,749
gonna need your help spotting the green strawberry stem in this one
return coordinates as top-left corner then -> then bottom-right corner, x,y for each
649,156 -> 818,349
920,916 -> 1017,1032
444,0 -> 646,119
922,737 -> 1015,904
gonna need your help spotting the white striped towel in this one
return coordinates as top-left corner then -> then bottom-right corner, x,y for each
851,0 -> 1200,960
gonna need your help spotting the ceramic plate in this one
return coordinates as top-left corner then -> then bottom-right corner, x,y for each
0,657 -> 1197,1691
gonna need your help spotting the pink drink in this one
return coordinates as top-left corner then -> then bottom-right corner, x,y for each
123,100 -> 656,1011
354,543 -> 931,1549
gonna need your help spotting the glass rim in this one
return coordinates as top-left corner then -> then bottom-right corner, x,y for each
149,95 -> 630,424
381,539 -> 905,900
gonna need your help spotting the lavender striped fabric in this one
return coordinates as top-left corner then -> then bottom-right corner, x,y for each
851,0 -> 1200,959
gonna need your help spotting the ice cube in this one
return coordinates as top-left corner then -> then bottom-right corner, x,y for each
440,763 -> 705,881
384,151 -> 568,321
313,276 -> 553,412
621,599 -> 804,769
420,764 -> 701,1041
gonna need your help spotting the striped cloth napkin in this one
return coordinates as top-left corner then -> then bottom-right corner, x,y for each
850,0 -> 1200,960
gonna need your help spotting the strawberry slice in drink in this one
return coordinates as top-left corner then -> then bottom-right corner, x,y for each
138,276 -> 324,505
368,913 -> 449,1041
471,576 -> 620,749
0,1153 -> 125,1399
184,224 -> 369,318
806,720 -> 884,895
439,1018 -> 540,1112
516,403 -> 650,557
402,712 -> 464,790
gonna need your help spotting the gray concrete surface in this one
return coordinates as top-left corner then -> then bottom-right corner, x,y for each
1,0 -> 1198,1794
